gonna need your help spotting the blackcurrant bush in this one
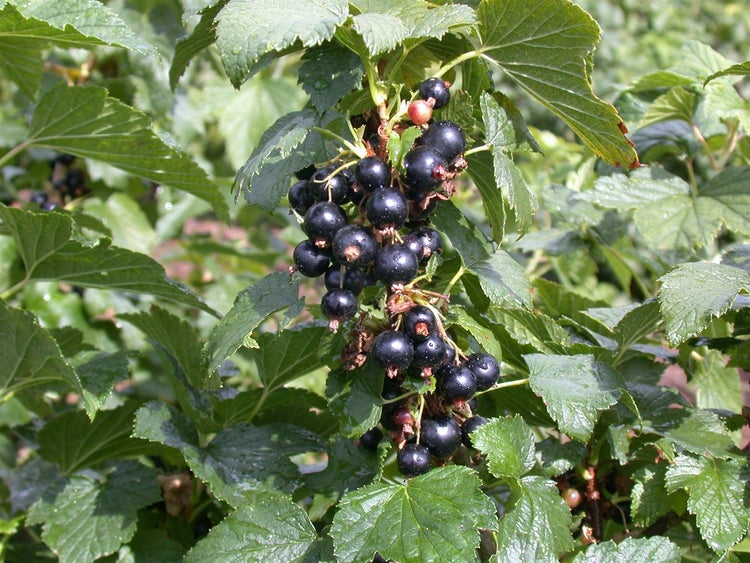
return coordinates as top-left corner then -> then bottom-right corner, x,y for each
366,187 -> 409,229
307,166 -> 349,203
375,244 -> 419,286
419,77 -> 450,109
373,329 -> 414,369
397,443 -> 432,476
465,353 -> 500,391
411,333 -> 447,369
331,225 -> 377,268
461,415 -> 488,448
355,156 -> 391,192
293,240 -> 331,277
403,305 -> 437,342
437,364 -> 477,404
324,266 -> 368,295
402,146 -> 446,193
359,427 -> 383,451
419,120 -> 465,162
321,288 -> 358,323
303,201 -> 347,244
289,179 -> 314,215
407,99 -> 433,126
420,416 -> 461,458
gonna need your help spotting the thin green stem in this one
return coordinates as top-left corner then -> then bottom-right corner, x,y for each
443,265 -> 466,297
463,144 -> 491,157
476,378 -> 529,396
0,141 -> 31,168
433,48 -> 493,79
311,126 -> 365,157
1,276 -> 30,301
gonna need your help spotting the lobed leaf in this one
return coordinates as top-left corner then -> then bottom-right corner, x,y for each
326,361 -> 383,438
573,536 -> 680,562
472,415 -> 535,479
299,41 -> 364,111
73,350 -> 131,418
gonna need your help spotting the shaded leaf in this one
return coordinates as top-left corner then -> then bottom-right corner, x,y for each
299,41 -> 364,111
169,1 -> 227,89
305,436 -> 383,495
73,350 -> 130,418
326,361 -> 383,438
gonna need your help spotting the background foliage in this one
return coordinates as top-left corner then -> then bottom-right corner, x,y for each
0,0 -> 749,561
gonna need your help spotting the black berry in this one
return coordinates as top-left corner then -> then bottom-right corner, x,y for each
308,166 -> 349,203
419,78 -> 450,109
403,305 -> 437,342
293,240 -> 331,277
411,333 -> 447,369
420,416 -> 461,458
303,201 -> 347,244
375,244 -> 419,286
437,364 -> 477,404
419,120 -> 465,162
331,224 -> 377,268
373,329 -> 414,369
397,443 -> 432,476
359,427 -> 383,451
289,179 -> 314,215
461,415 -> 489,448
355,156 -> 391,192
324,266 -> 369,295
465,353 -> 500,391
321,288 -> 358,323
403,226 -> 443,262
366,187 -> 409,229
402,146 -> 446,193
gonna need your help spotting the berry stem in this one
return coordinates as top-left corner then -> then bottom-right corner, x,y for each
433,48 -> 494,79
0,141 -> 32,169
310,127 -> 366,158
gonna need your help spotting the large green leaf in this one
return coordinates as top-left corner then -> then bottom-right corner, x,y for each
202,271 -> 303,374
330,466 -> 497,563
472,415 -> 535,480
215,0 -> 349,87
299,41 -> 364,111
185,491 -> 319,562
169,1 -> 227,89
658,262 -> 750,345
304,435 -> 383,495
26,461 -> 160,563
478,0 -> 637,167
573,537 -> 680,563
22,84 -> 228,220
666,455 -> 750,551
326,361 -> 383,438
526,353 -> 622,442
72,350 -> 131,418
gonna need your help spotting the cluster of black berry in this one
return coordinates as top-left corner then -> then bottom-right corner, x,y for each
30,153 -> 89,210
288,77 -> 498,477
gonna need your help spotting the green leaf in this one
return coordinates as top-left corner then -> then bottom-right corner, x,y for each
351,12 -> 407,56
305,436 -> 383,495
26,461 -> 160,563
480,92 -> 542,153
665,455 -> 750,551
495,475 -> 575,562
330,466 -> 497,563
299,41 -> 364,111
612,300 -> 662,351
387,125 -> 422,169
658,262 -> 750,345
491,149 -> 537,235
472,415 -> 535,479
478,0 -> 637,167
638,87 -> 698,128
573,536 -> 680,563
526,353 -> 622,442
73,350 -> 130,418
649,408 -> 738,460
630,463 -> 670,527
170,1 -> 227,89
203,271 -> 303,374
24,84 -> 228,220
37,402 -> 152,474
465,151 -> 506,243
133,402 -> 324,507
215,0 -> 349,87
705,60 -> 750,85
693,349 -> 744,413
0,300 -> 80,404
326,361 -> 383,438
185,491 -> 318,562
445,306 -> 504,363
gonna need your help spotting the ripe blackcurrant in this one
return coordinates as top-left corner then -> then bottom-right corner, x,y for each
289,179 -> 314,215
411,333 -> 447,369
293,240 -> 331,277
402,146 -> 446,193
373,329 -> 414,370
403,226 -> 443,262
403,305 -> 437,342
324,266 -> 369,295
359,427 -> 383,451
366,187 -> 409,229
308,166 -> 349,203
420,416 -> 461,458
303,201 -> 347,244
355,156 -> 391,192
331,225 -> 377,268
321,288 -> 358,323
374,244 -> 419,286
437,364 -> 477,404
465,353 -> 500,391
461,415 -> 489,448
419,78 -> 450,109
419,120 -> 465,163
397,443 -> 432,476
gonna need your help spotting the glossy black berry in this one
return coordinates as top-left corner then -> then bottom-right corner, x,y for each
461,415 -> 489,448
437,364 -> 477,403
331,225 -> 377,268
402,146 -> 446,193
411,333 -> 447,369
397,443 -> 432,476
289,179 -> 314,215
356,156 -> 391,192
294,164 -> 316,180
324,266 -> 369,295
321,288 -> 358,322
373,329 -> 414,369
465,353 -> 500,391
404,226 -> 443,262
366,187 -> 409,229
419,77 -> 450,109
308,166 -> 349,203
403,305 -> 437,342
359,427 -> 383,451
303,201 -> 347,244
420,416 -> 462,458
30,191 -> 48,206
55,153 -> 76,166
419,121 -> 465,162
293,240 -> 331,277
375,244 -> 419,286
